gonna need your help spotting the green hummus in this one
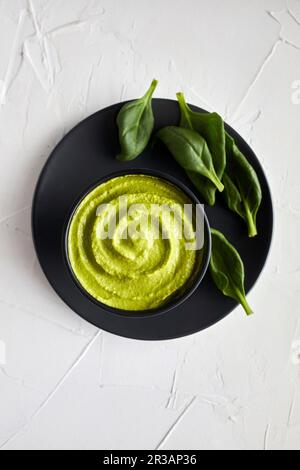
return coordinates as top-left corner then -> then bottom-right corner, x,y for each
68,175 -> 202,311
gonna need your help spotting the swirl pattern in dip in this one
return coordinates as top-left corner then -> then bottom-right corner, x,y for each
67,175 -> 203,311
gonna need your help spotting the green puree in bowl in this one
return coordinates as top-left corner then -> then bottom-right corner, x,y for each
68,175 -> 203,311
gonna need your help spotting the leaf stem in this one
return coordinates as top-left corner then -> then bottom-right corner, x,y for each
176,92 -> 194,130
145,79 -> 158,100
236,291 -> 253,316
244,203 -> 257,237
209,173 -> 224,192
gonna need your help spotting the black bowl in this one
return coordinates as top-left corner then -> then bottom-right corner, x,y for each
64,169 -> 212,318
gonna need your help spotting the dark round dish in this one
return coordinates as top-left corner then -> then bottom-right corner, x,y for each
64,169 -> 212,318
32,98 -> 273,340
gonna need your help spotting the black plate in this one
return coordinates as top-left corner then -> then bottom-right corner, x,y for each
32,99 -> 273,341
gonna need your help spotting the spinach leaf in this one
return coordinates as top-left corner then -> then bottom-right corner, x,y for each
116,79 -> 158,161
223,134 -> 262,237
210,228 -> 253,316
157,126 -> 224,192
176,92 -> 226,206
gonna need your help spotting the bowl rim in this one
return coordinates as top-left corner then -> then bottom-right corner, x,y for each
63,168 -> 212,319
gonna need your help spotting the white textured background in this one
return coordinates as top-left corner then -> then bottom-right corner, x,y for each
0,0 -> 299,451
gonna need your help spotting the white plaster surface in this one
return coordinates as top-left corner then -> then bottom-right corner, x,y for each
0,0 -> 299,450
